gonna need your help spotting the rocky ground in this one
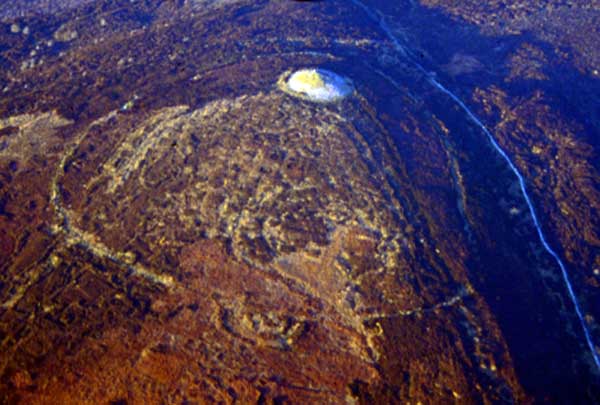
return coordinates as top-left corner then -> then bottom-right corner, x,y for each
0,0 -> 599,403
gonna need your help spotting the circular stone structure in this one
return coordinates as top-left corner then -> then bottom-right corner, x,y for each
279,68 -> 353,102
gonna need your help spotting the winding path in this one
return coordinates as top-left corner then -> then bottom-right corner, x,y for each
350,0 -> 600,371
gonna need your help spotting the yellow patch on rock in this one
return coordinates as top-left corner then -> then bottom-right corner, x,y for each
290,69 -> 326,89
